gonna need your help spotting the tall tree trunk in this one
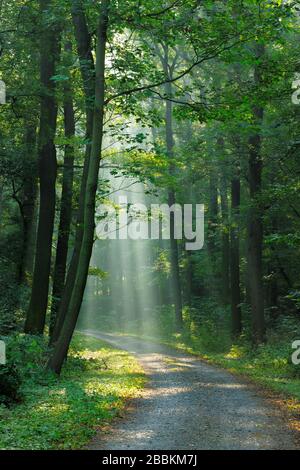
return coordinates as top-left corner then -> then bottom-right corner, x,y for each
184,157 -> 194,308
0,177 -> 4,223
265,217 -> 279,319
207,167 -> 218,257
230,165 -> 242,338
185,250 -> 193,307
49,43 -> 75,337
247,44 -> 265,343
168,187 -> 183,330
207,162 -> 219,297
220,179 -> 230,304
22,200 -> 38,282
19,125 -> 38,283
162,47 -> 183,330
50,0 -> 95,344
48,0 -> 109,374
24,0 -> 60,334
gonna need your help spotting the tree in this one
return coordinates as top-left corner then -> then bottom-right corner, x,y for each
50,0 -> 95,344
247,43 -> 266,344
161,44 -> 183,330
24,0 -> 61,334
48,0 -> 110,373
230,148 -> 242,337
50,42 -> 76,337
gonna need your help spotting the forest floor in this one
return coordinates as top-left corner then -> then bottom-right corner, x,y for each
0,333 -> 144,449
83,331 -> 298,450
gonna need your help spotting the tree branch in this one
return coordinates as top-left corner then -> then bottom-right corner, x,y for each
105,31 -> 258,105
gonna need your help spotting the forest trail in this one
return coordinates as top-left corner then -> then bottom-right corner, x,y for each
83,330 -> 297,450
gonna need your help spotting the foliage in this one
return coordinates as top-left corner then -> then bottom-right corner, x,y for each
0,334 -> 50,405
0,253 -> 28,335
0,364 -> 22,406
1,0 -> 300,445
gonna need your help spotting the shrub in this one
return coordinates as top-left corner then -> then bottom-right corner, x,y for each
0,364 -> 21,405
0,334 -> 50,406
5,334 -> 50,379
0,259 -> 29,335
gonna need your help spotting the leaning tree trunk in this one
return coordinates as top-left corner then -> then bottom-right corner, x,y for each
247,43 -> 265,343
49,43 -> 75,338
50,0 -> 95,344
24,0 -> 60,334
48,0 -> 109,374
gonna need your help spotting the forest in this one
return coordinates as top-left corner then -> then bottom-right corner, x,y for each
1,0 -> 300,452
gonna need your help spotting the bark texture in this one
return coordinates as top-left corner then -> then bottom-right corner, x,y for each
24,0 -> 60,334
48,0 -> 109,373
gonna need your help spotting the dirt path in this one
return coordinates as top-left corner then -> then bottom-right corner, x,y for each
84,330 -> 297,450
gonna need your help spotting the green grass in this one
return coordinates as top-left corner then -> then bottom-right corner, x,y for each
157,334 -> 300,399
149,329 -> 300,432
0,333 -> 145,450
113,306 -> 300,406
111,302 -> 300,404
127,324 -> 300,424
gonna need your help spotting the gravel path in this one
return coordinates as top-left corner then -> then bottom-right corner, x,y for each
84,330 -> 297,450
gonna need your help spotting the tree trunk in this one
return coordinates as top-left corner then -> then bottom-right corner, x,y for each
24,0 -> 60,334
48,0 -> 109,374
162,47 -> 183,331
19,125 -> 38,283
168,189 -> 183,330
265,217 -> 279,319
50,0 -> 95,344
207,163 -> 219,298
247,43 -> 265,343
230,167 -> 242,338
185,250 -> 193,307
49,43 -> 75,337
207,167 -> 218,257
219,174 -> 230,305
